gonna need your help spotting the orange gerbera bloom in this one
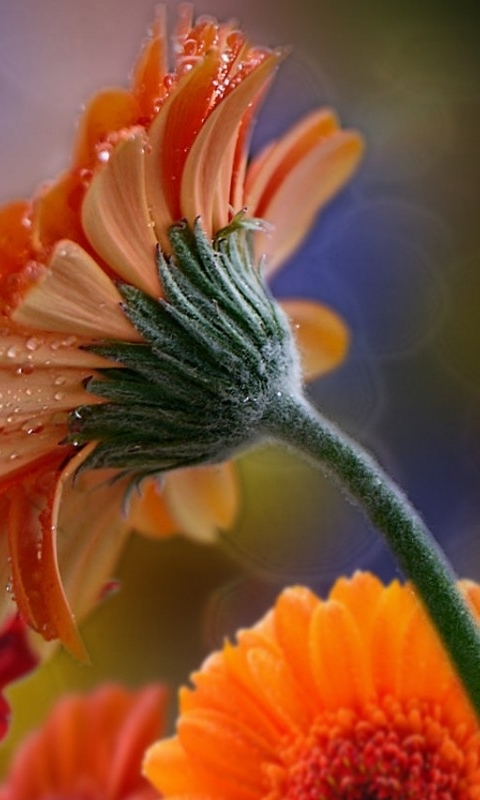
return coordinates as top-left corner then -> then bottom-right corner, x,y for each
0,5 -> 363,654
0,684 -> 166,800
144,572 -> 480,800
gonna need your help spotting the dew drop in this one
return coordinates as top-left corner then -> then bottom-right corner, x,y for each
54,376 -> 66,386
16,364 -> 34,376
6,345 -> 17,359
97,145 -> 112,164
25,336 -> 41,351
8,452 -> 19,461
54,392 -> 64,401
62,335 -> 77,347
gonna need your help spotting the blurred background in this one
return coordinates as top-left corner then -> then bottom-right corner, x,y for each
1,0 -> 480,767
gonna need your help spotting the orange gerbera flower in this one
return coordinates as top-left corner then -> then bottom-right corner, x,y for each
0,5 -> 363,653
144,572 -> 480,800
0,684 -> 166,800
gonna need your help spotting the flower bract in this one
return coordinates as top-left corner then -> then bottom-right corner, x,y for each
144,571 -> 480,800
0,5 -> 363,652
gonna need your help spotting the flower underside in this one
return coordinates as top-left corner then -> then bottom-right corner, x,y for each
70,218 -> 300,484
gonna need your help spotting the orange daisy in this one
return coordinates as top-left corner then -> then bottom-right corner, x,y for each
144,571 -> 480,799
0,683 -> 166,800
0,5 -> 363,653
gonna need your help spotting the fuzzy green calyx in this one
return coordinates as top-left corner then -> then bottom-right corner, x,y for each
69,218 -> 301,479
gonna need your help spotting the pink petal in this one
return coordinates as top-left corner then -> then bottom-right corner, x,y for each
279,298 -> 349,380
82,135 -> 161,297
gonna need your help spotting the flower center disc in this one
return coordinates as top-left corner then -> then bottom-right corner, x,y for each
273,699 -> 475,800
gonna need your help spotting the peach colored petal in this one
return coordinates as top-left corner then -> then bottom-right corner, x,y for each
245,109 -> 339,214
144,50 -> 223,249
279,298 -> 349,381
127,476 -> 177,539
162,463 -> 240,542
6,451 -> 87,661
0,328 -> 112,369
253,130 -> 365,275
12,240 -> 141,340
0,426 -> 68,480
82,135 -> 161,296
0,367 -> 100,426
50,451 -> 134,649
72,88 -> 140,171
180,53 -> 281,234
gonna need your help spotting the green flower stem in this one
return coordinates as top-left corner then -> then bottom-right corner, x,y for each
261,391 -> 480,719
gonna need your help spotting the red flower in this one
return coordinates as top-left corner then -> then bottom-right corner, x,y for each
0,684 -> 167,800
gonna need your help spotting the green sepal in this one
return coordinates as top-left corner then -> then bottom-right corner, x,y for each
72,218 -> 301,478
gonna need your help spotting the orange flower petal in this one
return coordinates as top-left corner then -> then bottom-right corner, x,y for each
12,241 -> 141,340
0,201 -> 33,284
82,135 -> 161,296
328,570 -> 384,642
131,7 -> 168,119
178,710 -> 266,797
369,579 -> 417,696
280,298 -> 349,380
161,462 -> 240,543
247,646 -> 313,733
72,88 -> 140,171
309,598 -> 374,710
31,171 -> 88,255
253,129 -> 365,274
273,586 -> 320,712
143,737 -> 198,795
180,53 -> 281,234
